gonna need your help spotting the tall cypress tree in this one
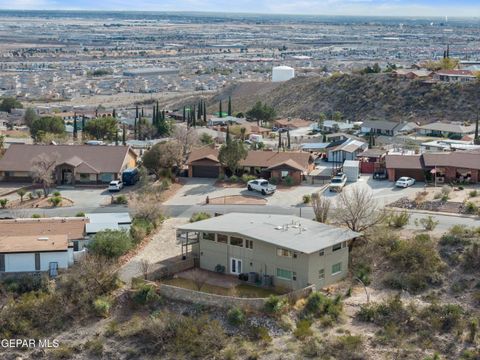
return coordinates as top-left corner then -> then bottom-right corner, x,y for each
183,106 -> 186,122
219,101 -> 223,118
141,108 -> 144,118
135,105 -> 139,120
198,100 -> 202,119
226,125 -> 231,143
228,96 -> 232,117
122,123 -> 126,145
475,112 -> 479,145
81,115 -> 86,141
73,113 -> 78,140
192,105 -> 197,128
134,117 -> 137,140
203,103 -> 207,123
115,129 -> 119,146
152,106 -> 156,127
287,129 -> 291,149
112,108 -> 116,118
278,131 -> 282,149
162,110 -> 165,121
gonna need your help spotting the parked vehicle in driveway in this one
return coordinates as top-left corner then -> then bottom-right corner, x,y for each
108,180 -> 123,192
329,173 -> 347,192
373,170 -> 387,180
395,176 -> 415,188
122,168 -> 139,186
247,179 -> 276,195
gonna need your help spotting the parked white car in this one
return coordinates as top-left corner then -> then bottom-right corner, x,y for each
395,177 -> 415,188
108,180 -> 123,192
247,179 -> 276,195
329,173 -> 347,192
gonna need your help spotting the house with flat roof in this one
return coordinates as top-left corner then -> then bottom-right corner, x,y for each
417,121 -> 475,139
361,120 -> 414,136
177,213 -> 360,290
434,70 -> 476,83
0,217 -> 87,275
186,147 -> 314,184
0,144 -> 137,185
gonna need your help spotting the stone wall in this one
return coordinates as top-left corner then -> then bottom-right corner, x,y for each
157,283 -> 315,311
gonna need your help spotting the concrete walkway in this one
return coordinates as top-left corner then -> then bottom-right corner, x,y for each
118,217 -> 188,284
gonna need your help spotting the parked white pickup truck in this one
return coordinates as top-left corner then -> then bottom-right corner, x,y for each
247,179 -> 277,195
329,173 -> 347,192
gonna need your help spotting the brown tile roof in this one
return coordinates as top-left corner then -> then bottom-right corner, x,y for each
423,152 -> 480,170
385,155 -> 424,169
267,159 -> 305,171
187,147 -> 312,171
0,144 -> 135,173
0,217 -> 87,241
0,234 -> 69,253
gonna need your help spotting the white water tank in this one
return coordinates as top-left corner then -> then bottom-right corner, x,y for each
272,66 -> 295,82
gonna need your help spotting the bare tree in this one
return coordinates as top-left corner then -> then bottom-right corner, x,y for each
311,192 -> 331,223
31,152 -> 59,196
172,124 -> 199,164
334,186 -> 386,235
130,195 -> 164,226
189,269 -> 208,291
139,259 -> 151,280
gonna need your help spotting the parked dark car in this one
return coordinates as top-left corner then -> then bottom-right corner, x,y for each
373,170 -> 387,180
122,168 -> 139,186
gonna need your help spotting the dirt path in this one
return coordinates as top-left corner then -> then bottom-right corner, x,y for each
118,217 -> 189,284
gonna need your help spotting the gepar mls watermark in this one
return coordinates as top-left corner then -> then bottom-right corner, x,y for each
1,339 -> 59,349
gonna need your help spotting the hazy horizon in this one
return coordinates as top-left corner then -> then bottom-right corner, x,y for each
0,1 -> 479,18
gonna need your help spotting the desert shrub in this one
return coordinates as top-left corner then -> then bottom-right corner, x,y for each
304,292 -> 343,321
88,229 -> 132,258
16,188 -> 26,201
35,189 -> 43,198
353,263 -> 372,286
302,194 -> 312,204
382,234 -> 444,293
189,212 -> 212,223
75,211 -> 85,217
49,345 -> 75,359
464,201 -> 478,214
132,283 -> 160,305
269,177 -> 279,185
441,185 -> 451,198
93,297 -> 112,318
462,243 -> 480,272
250,325 -> 272,344
28,192 -> 34,200
302,336 -> 323,357
332,335 -> 364,359
132,217 -> 155,235
440,225 -> 476,246
84,338 -> 104,356
31,213 -> 41,218
227,307 -> 246,326
283,175 -> 294,186
53,191 -> 61,197
229,175 -> 239,183
461,349 -> 480,359
294,319 -> 313,339
0,198 -> 7,208
385,210 -> 410,228
264,294 -> 288,315
48,196 -> 62,207
419,303 -> 464,333
417,216 -> 439,231
2,275 -> 48,294
114,194 -> 128,204
136,312 -> 227,357
469,190 -> 478,198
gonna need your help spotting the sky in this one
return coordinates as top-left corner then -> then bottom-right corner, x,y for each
0,0 -> 479,17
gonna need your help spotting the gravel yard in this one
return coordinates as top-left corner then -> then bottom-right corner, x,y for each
118,217 -> 188,284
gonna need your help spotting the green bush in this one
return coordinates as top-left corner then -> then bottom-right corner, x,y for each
283,175 -> 294,186
52,191 -> 61,197
0,198 -> 7,208
28,192 -> 34,200
440,225 -> 475,246
294,319 -> 313,339
250,325 -> 272,344
76,212 -> 85,217
48,196 -> 62,207
303,194 -> 312,204
160,178 -> 171,190
35,190 -> 43,198
88,229 -> 132,258
84,338 -> 104,356
469,190 -> 478,198
31,213 -> 41,218
227,307 -> 246,326
385,211 -> 410,228
304,292 -> 343,320
229,175 -> 239,183
93,297 -> 112,318
263,295 -> 288,315
269,177 -> 279,185
17,188 -> 26,201
464,201 -> 478,214
241,174 -> 256,183
132,283 -> 160,305
189,212 -> 212,223
417,216 -> 439,231
114,194 -> 128,204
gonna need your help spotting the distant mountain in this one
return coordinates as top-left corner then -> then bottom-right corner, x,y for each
206,73 -> 480,123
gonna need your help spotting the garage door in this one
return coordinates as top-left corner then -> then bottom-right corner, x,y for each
395,169 -> 425,181
192,165 -> 219,178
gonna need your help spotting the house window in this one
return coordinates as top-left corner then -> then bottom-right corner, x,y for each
319,250 -> 325,256
276,268 -> 293,280
217,234 -> 228,244
230,236 -> 243,247
332,263 -> 342,275
202,232 -> 215,241
79,173 -> 90,182
281,170 -> 289,178
277,248 -> 293,257
245,240 -> 253,249
332,243 -> 342,252
319,269 -> 325,280
292,271 -> 297,281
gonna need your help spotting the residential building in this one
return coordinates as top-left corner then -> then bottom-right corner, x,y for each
319,120 -> 355,133
326,138 -> 368,163
417,121 -> 475,139
385,154 -> 425,181
392,69 -> 433,79
0,144 -> 137,185
186,147 -> 314,184
434,70 -> 476,83
361,120 -> 414,136
177,213 -> 360,290
0,217 -> 86,275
